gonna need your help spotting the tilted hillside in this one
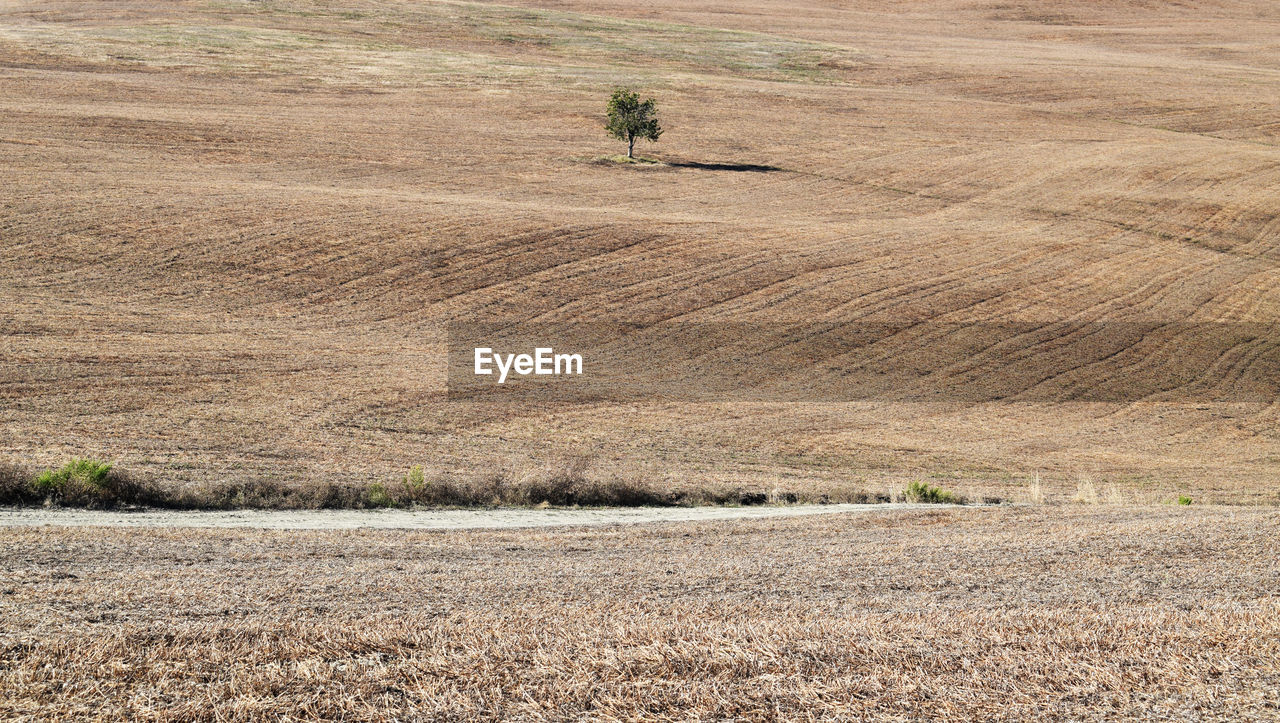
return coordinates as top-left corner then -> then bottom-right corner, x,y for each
2,0 -> 1279,501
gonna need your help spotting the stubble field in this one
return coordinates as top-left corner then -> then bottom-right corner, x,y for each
3,506 -> 1279,719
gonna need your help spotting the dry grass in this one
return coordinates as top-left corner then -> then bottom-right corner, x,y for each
1073,477 -> 1099,505
2,506 -> 1278,719
1026,471 -> 1046,505
0,463 -> 35,506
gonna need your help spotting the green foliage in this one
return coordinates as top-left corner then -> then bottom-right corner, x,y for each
395,465 -> 436,505
25,458 -> 163,508
366,482 -> 397,508
1178,495 -> 1193,506
404,465 -> 426,493
903,481 -> 957,504
34,458 -> 114,495
605,87 -> 662,158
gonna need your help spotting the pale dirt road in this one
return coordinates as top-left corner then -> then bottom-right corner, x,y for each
0,503 -> 951,530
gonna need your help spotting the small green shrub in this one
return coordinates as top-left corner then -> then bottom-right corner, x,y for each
398,465 -> 429,503
366,482 -> 397,508
1178,495 -> 1193,506
903,481 -> 958,504
34,458 -> 113,495
404,465 -> 426,492
28,458 -> 162,508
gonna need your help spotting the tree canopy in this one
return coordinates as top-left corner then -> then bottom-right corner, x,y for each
605,88 -> 662,159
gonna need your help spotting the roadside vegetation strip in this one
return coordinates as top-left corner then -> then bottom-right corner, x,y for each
5,459 -> 955,511
0,502 -> 951,530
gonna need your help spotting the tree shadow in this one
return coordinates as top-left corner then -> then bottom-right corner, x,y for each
666,160 -> 784,173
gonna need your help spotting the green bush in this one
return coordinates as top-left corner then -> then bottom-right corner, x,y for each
366,482 -> 397,508
401,465 -> 428,502
903,481 -> 958,504
1178,495 -> 1193,506
28,458 -> 162,508
35,458 -> 113,494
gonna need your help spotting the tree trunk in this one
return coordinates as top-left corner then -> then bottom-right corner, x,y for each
628,135 -> 635,158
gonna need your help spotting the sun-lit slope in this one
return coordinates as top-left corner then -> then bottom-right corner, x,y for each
498,0 -> 1280,144
1,0 -> 1278,499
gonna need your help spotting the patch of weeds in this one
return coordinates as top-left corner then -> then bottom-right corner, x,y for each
26,458 -> 164,508
185,478 -> 367,510
403,465 -> 427,495
805,488 -> 892,505
390,466 -> 479,507
4,459 -> 918,511
389,458 -> 688,508
903,481 -> 959,504
366,483 -> 397,508
1178,495 -> 1193,506
34,458 -> 113,495
1073,479 -> 1099,505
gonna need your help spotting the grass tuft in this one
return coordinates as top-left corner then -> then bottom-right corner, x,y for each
366,482 -> 397,508
902,481 -> 959,504
1073,479 -> 1099,505
1026,472 -> 1045,504
34,458 -> 113,495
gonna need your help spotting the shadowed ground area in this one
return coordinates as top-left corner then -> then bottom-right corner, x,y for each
665,160 -> 784,172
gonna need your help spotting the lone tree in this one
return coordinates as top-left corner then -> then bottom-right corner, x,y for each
605,88 -> 662,159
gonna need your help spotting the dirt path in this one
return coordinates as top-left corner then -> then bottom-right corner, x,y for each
0,503 -> 946,530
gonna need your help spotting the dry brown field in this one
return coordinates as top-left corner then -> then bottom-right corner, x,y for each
6,2 -> 1280,718
3,0 -> 1280,503
2,506 -> 1278,719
